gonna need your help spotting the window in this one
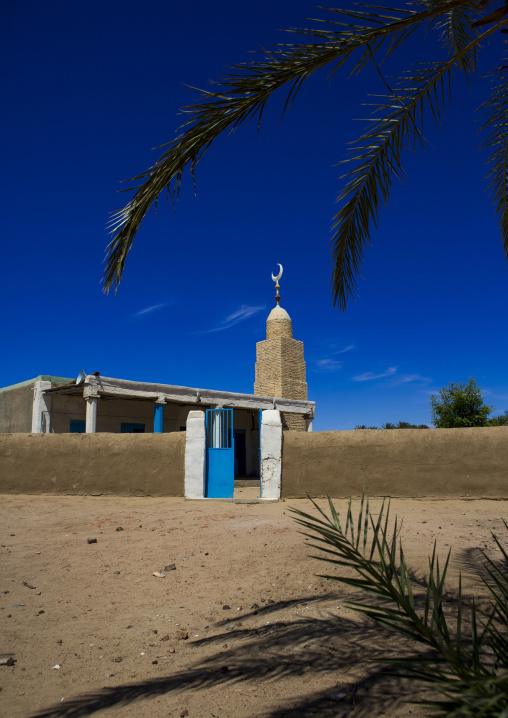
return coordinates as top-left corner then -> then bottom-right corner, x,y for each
121,423 -> 145,433
70,420 -> 86,433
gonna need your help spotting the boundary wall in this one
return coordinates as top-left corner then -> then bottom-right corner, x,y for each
0,427 -> 507,499
281,427 -> 508,498
0,433 -> 185,496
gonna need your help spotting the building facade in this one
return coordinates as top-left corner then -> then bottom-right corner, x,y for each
0,284 -> 314,498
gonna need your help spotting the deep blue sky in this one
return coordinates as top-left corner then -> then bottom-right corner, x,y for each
2,1 -> 507,430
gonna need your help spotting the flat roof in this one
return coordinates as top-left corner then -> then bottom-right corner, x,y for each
45,374 -> 315,418
0,376 -> 73,393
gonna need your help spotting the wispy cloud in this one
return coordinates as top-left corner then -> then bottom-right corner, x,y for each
352,366 -> 398,382
202,304 -> 265,333
389,373 -> 432,386
314,358 -> 343,373
133,302 -> 169,318
352,366 -> 432,386
312,345 -> 354,372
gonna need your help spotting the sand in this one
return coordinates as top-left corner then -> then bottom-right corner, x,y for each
1,494 -> 506,718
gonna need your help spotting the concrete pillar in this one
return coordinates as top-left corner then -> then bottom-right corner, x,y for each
154,403 -> 164,433
85,397 -> 98,433
32,381 -> 52,433
184,410 -> 206,498
306,418 -> 313,432
260,409 -> 282,499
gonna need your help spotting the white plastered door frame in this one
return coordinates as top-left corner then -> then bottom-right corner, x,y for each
184,409 -> 283,500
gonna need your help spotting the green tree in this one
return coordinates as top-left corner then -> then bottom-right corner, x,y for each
355,422 -> 429,429
105,1 -> 508,307
488,409 -> 508,426
430,377 -> 494,428
382,421 -> 429,429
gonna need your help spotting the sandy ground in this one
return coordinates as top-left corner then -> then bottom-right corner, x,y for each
1,493 -> 507,718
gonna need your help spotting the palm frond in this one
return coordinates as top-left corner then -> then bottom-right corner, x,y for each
437,3 -> 479,73
104,0 -> 478,295
480,67 -> 508,261
330,19 -> 501,310
291,495 -> 508,716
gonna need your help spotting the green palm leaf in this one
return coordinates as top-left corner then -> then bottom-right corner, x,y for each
331,20 -> 502,308
105,1 -> 508,308
291,495 -> 508,716
480,68 -> 508,260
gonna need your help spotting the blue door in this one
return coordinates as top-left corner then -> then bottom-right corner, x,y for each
206,409 -> 234,498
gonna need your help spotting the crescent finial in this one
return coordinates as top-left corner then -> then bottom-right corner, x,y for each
271,263 -> 283,306
271,264 -> 283,283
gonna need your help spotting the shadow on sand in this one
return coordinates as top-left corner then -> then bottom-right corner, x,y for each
30,592 -> 433,718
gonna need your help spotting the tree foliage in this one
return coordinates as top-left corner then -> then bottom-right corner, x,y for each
355,421 -> 429,429
292,496 -> 508,716
383,421 -> 429,429
488,409 -> 508,426
430,377 -> 494,428
105,1 -> 508,308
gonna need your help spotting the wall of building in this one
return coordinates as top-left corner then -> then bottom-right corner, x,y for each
282,412 -> 307,432
47,399 -> 260,473
0,433 -> 185,496
255,338 -> 307,400
49,395 -> 196,433
4,424 -> 505,500
281,428 -> 508,498
0,384 -> 34,432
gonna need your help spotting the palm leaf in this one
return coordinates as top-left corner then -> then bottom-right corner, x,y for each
104,0 -> 488,300
291,495 -> 508,716
330,19 -> 502,309
480,68 -> 508,261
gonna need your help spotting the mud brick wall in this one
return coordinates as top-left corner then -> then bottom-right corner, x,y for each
0,433 -> 185,496
281,427 -> 508,498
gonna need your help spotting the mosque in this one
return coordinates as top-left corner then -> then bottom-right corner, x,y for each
0,267 -> 315,491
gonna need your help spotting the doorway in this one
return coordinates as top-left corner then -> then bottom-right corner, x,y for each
233,429 -> 246,477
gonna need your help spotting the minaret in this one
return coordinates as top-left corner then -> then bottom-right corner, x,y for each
254,265 -> 308,431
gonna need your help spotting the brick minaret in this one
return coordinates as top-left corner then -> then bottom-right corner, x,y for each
254,304 -> 308,431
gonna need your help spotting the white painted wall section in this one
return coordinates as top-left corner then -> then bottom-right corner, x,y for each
184,410 -> 206,499
32,381 -> 52,433
260,410 -> 282,499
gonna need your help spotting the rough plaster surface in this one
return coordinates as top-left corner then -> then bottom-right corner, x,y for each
0,385 -> 34,433
260,410 -> 282,499
281,427 -> 508,498
0,433 -> 185,496
184,410 -> 206,498
32,381 -> 52,433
